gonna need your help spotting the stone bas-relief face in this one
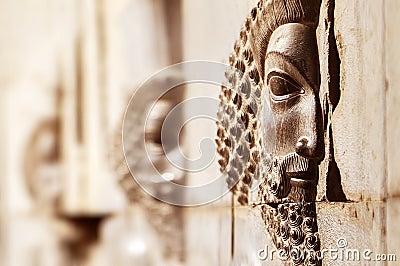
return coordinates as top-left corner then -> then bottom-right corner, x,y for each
216,1 -> 325,265
259,23 -> 324,203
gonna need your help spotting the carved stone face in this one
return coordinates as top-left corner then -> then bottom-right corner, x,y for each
261,23 -> 324,202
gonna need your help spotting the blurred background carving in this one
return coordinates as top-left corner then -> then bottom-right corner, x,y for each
0,0 -> 257,265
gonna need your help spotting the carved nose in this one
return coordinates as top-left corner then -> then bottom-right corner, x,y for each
295,136 -> 315,159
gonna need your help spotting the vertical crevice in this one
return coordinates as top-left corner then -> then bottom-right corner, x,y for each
326,0 -> 340,112
324,0 -> 347,201
326,125 -> 347,201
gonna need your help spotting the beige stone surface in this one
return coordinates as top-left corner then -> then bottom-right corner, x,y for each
233,206 -> 281,266
386,198 -> 400,260
332,0 -> 387,202
184,206 -> 231,266
385,0 -> 400,198
317,201 -> 387,265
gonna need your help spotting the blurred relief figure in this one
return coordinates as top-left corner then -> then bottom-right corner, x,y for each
7,118 -> 77,266
0,0 -> 225,265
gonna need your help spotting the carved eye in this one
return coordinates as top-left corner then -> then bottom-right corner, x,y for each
267,71 -> 304,101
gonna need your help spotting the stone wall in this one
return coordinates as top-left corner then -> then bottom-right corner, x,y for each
183,0 -> 400,265
0,0 -> 399,265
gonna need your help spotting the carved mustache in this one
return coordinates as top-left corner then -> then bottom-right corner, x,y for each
281,152 -> 310,174
262,152 -> 312,199
264,152 -> 310,175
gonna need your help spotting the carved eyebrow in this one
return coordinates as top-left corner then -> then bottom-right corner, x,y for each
266,70 -> 301,88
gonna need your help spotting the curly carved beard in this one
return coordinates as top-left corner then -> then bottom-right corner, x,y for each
258,152 -> 318,203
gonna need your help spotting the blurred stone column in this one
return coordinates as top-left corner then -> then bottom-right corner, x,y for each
60,0 -> 124,215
